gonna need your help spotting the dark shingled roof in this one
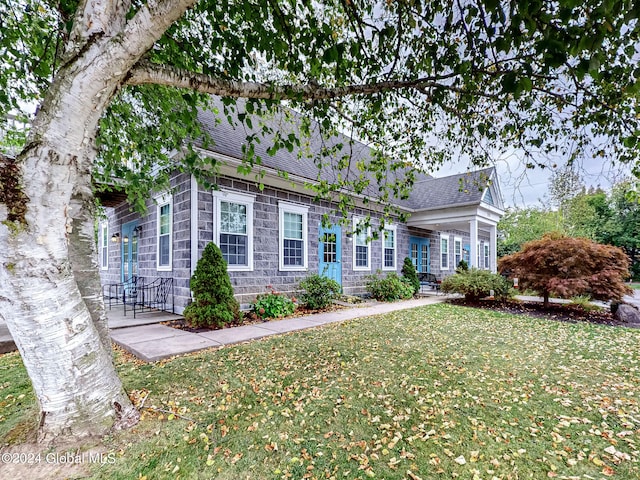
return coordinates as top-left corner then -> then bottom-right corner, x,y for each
197,98 -> 496,212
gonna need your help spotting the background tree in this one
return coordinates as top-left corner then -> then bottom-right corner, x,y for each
184,242 -> 240,328
563,181 -> 640,280
498,234 -> 633,307
497,207 -> 562,257
547,165 -> 584,226
2,0 -> 640,442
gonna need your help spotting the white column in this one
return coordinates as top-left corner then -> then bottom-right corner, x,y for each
469,218 -> 478,269
489,224 -> 497,273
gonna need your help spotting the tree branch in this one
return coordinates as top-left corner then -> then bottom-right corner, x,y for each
125,60 -> 462,100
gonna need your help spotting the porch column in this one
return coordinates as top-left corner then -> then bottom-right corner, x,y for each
469,218 -> 478,268
489,224 -> 497,273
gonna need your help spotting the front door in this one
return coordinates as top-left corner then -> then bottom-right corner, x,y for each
409,236 -> 430,273
121,221 -> 139,283
319,225 -> 342,286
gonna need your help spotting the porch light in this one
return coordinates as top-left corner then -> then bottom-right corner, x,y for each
111,233 -> 120,243
346,232 -> 353,242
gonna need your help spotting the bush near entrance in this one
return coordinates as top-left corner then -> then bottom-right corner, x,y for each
401,257 -> 420,296
498,233 -> 633,307
298,274 -> 342,310
440,268 -> 512,301
184,242 -> 241,328
366,272 -> 414,301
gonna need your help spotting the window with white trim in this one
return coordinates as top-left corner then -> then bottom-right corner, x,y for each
100,222 -> 109,270
279,202 -> 308,270
440,234 -> 449,270
213,191 -> 255,271
477,242 -> 481,269
454,237 -> 462,269
382,225 -> 397,270
353,217 -> 371,271
156,193 -> 172,271
484,243 -> 490,269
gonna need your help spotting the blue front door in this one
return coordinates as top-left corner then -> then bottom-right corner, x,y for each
319,225 -> 342,286
121,221 -> 139,283
409,236 -> 430,273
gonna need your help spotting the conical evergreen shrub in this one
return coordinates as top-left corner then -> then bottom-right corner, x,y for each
401,257 -> 420,296
184,242 -> 241,328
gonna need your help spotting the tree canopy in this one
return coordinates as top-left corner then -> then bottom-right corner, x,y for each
2,0 -> 640,203
2,0 -> 640,442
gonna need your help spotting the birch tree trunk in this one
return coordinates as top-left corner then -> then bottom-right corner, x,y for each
0,0 -> 195,442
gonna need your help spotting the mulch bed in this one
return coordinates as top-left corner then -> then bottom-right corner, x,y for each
162,303 -> 349,333
447,297 -> 625,327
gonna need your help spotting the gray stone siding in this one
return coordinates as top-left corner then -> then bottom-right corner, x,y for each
100,171 -> 492,313
99,173 -> 192,314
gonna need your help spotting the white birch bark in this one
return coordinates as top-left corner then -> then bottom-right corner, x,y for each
0,0 -> 196,441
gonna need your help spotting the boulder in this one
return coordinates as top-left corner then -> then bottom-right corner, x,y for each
615,304 -> 640,325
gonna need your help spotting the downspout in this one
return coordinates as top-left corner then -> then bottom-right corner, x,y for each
190,174 -> 199,300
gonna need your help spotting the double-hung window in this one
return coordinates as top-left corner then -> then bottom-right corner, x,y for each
484,243 -> 490,269
440,234 -> 449,270
353,217 -> 371,271
100,222 -> 109,270
454,237 -> 462,270
382,225 -> 397,270
156,193 -> 173,271
279,202 -> 308,270
214,191 -> 255,271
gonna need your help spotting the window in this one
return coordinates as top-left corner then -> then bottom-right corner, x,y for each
410,243 -> 418,270
100,222 -> 108,270
279,202 -> 308,270
382,226 -> 397,270
484,243 -> 490,269
454,237 -> 462,269
440,234 -> 449,270
353,217 -> 371,271
156,193 -> 172,271
214,191 -> 255,271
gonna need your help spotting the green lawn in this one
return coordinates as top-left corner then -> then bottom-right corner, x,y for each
630,282 -> 640,290
1,304 -> 639,479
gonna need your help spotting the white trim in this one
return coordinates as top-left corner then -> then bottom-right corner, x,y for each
477,241 -> 481,269
454,237 -> 462,270
213,190 -> 256,271
156,192 -> 173,271
484,243 -> 490,270
440,233 -> 450,270
352,217 -> 372,271
278,201 -> 309,271
190,175 -> 199,277
100,222 -> 109,270
381,224 -> 397,271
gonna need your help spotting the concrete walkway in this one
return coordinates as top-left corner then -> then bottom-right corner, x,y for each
110,295 -> 448,362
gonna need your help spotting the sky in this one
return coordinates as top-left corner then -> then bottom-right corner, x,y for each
435,152 -> 633,209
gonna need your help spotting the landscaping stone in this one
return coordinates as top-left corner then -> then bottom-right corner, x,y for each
614,304 -> 640,325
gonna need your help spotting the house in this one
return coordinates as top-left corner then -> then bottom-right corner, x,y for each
98,99 -> 504,313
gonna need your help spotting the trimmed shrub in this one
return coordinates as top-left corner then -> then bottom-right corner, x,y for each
401,257 -> 420,296
298,274 -> 342,310
184,242 -> 240,328
456,259 -> 469,273
440,268 -> 512,302
252,287 -> 296,319
366,272 -> 414,302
